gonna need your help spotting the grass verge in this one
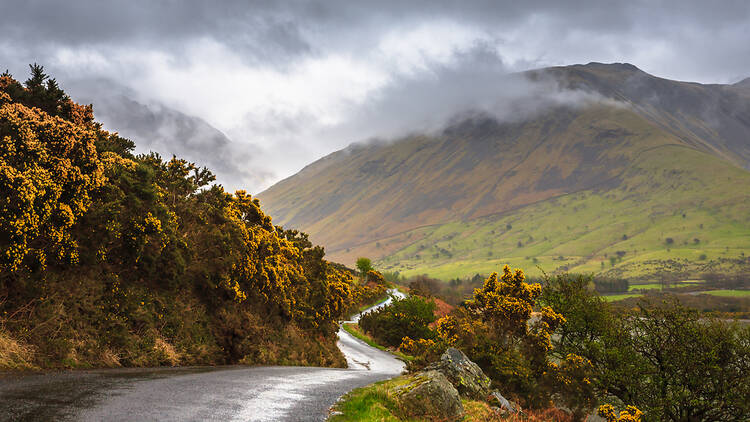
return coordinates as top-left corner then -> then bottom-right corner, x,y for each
329,376 -> 491,421
329,375 -> 570,421
328,378 -> 406,422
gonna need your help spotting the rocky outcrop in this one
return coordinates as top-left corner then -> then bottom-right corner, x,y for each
392,348 -> 523,421
425,347 -> 492,400
394,370 -> 464,421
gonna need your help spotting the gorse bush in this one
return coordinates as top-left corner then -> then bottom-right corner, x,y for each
0,66 -> 367,369
399,266 -> 594,417
358,296 -> 436,347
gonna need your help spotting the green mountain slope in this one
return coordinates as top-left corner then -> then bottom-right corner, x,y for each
258,63 -> 750,281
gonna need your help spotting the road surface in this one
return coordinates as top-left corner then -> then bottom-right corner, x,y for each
0,290 -> 407,422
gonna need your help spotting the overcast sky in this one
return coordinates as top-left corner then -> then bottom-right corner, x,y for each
1,1 -> 749,192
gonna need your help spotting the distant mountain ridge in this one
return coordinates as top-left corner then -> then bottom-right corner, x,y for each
68,78 -> 253,189
258,63 -> 750,280
532,62 -> 750,167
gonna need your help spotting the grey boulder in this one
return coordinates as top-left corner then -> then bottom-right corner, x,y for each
394,370 -> 464,421
426,347 -> 492,400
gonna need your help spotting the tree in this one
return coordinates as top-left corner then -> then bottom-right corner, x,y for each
542,275 -> 750,421
356,257 -> 373,278
408,274 -> 441,297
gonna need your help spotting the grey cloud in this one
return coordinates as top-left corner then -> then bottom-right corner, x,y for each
2,1 -> 749,74
2,1 -> 748,78
65,78 -> 267,191
307,43 -> 610,148
1,0 -> 749,192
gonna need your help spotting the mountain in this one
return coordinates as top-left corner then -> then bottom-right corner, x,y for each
67,78 -> 253,189
258,63 -> 750,281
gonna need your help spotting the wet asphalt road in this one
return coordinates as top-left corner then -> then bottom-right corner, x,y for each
0,291 -> 406,422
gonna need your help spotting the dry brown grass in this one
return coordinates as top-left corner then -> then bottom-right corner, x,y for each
153,337 -> 181,366
463,399 -> 575,422
98,348 -> 122,367
0,329 -> 36,370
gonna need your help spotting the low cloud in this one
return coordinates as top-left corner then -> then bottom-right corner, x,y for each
0,1 -> 748,192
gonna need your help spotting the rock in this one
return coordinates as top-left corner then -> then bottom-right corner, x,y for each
426,347 -> 492,400
489,391 -> 520,414
395,370 -> 464,421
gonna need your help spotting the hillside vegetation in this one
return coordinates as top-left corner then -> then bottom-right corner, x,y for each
0,66 -> 378,370
343,266 -> 750,421
258,63 -> 750,282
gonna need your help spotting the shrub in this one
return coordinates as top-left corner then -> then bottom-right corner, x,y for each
429,267 -> 572,409
542,275 -> 750,421
358,296 -> 436,347
0,66 -> 359,370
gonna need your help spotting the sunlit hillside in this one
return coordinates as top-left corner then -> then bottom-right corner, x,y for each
258,63 -> 750,281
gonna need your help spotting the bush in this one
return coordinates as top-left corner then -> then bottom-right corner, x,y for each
414,267 -> 575,410
542,275 -> 750,421
0,66 -> 358,370
358,296 -> 436,347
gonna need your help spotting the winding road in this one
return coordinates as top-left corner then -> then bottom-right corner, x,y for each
0,290 -> 406,422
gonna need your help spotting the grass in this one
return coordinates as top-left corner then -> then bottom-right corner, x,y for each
328,379 -> 407,422
342,323 -> 413,362
0,329 -> 36,370
627,280 -> 706,292
370,145 -> 750,282
701,289 -> 750,298
601,293 -> 644,302
330,375 -> 571,421
329,376 -> 501,422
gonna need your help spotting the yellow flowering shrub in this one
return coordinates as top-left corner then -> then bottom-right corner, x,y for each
470,265 -> 543,332
0,67 -> 359,369
598,405 -> 643,422
0,96 -> 104,272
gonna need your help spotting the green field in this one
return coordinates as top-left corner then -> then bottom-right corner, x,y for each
602,293 -> 644,302
375,145 -> 750,281
628,283 -> 663,291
